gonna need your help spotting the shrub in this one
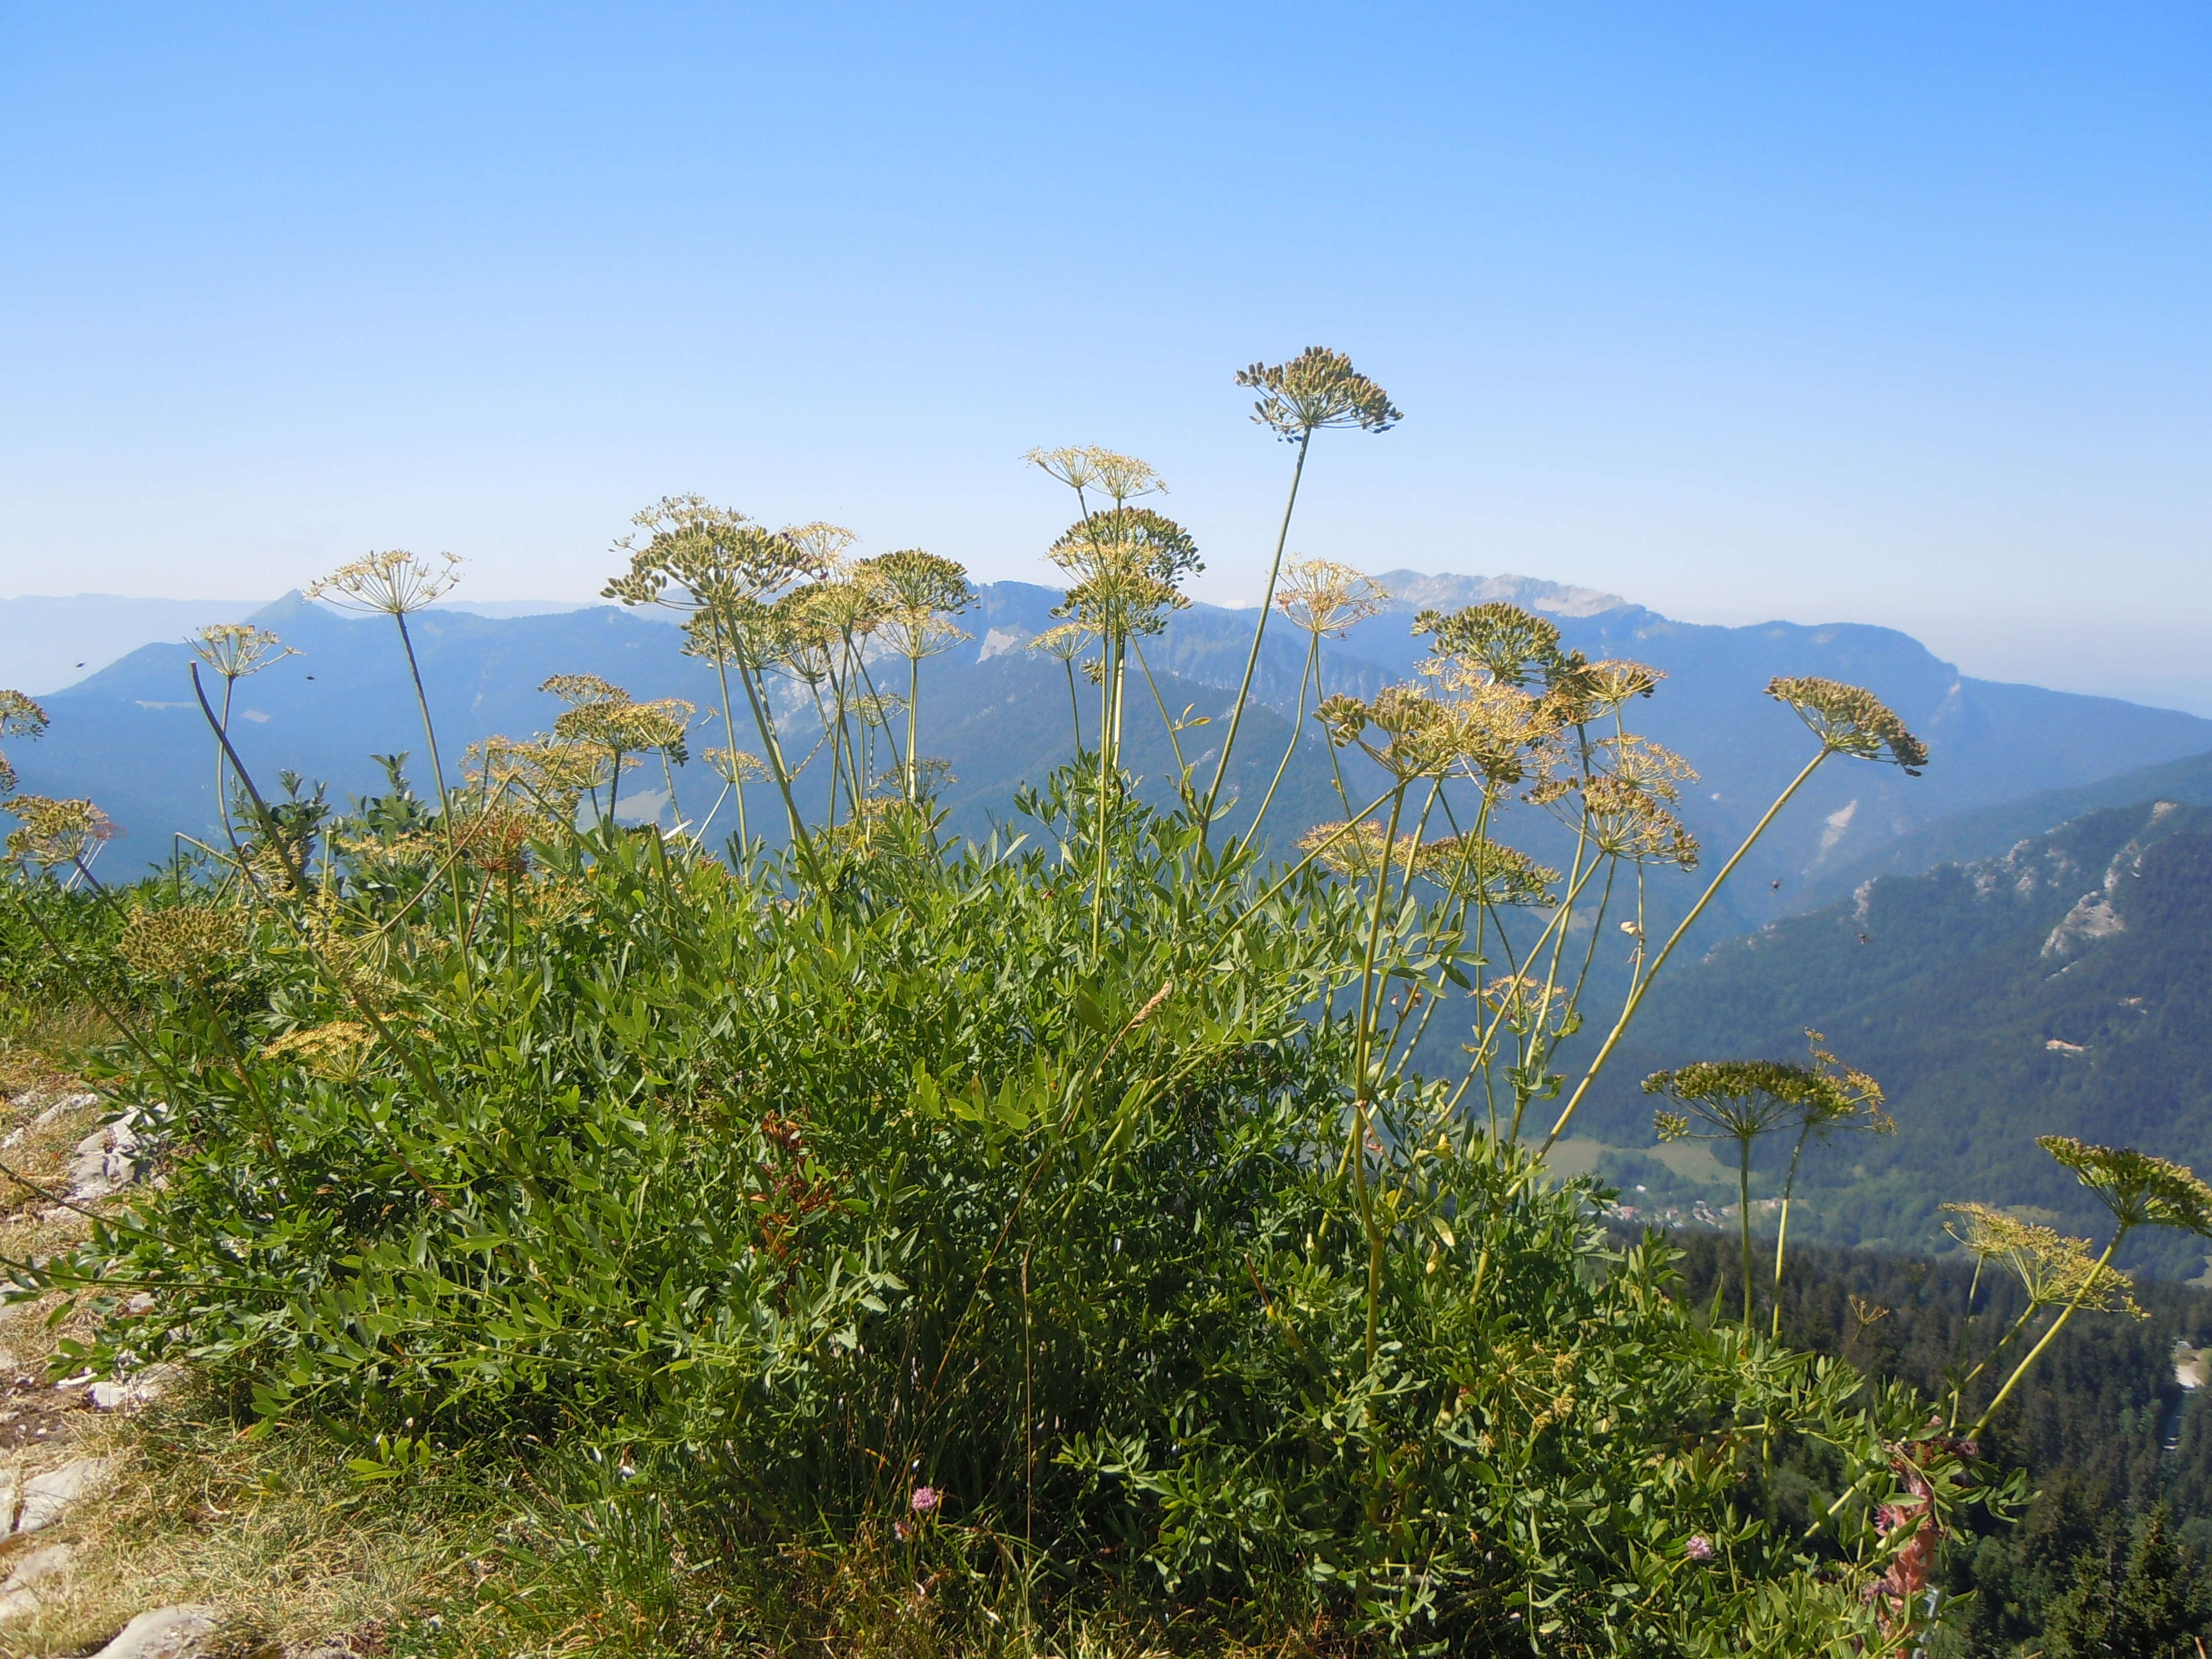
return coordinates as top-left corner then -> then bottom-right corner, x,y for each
4,349 -> 2189,1653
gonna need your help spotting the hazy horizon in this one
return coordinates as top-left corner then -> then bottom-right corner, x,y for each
8,570 -> 2211,720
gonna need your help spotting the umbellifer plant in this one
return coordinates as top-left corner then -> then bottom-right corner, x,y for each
0,348 -> 2170,1657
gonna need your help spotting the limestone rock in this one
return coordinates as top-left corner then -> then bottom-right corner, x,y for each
70,1114 -> 145,1202
15,1454 -> 114,1532
90,1604 -> 221,1657
91,1363 -> 177,1412
0,1540 -> 76,1622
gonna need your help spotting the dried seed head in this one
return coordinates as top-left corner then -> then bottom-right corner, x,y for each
1276,560 -> 1390,638
1569,774 -> 1700,869
451,802 -> 536,877
1591,735 -> 1698,805
117,903 -> 247,981
1088,449 -> 1165,505
1236,347 -> 1401,441
0,690 -> 47,741
1418,603 -> 1564,689
1413,836 -> 1557,906
1298,819 -> 1421,881
856,550 -> 975,662
539,673 -> 626,708
190,623 -> 296,682
1942,1202 -> 2142,1314
1024,447 -> 1103,493
263,1020 -> 377,1082
850,692 -> 906,729
605,497 -> 820,613
1554,658 -> 1664,719
779,522 -> 860,567
5,794 -> 117,869
1049,511 -> 1201,640
554,696 -> 694,764
465,736 -> 605,825
305,550 -> 463,616
678,596 -> 782,671
1314,693 -> 1370,750
790,575 -> 885,641
1028,624 -> 1094,664
704,746 -> 768,784
0,689 -> 47,795
1642,1060 -> 1831,1142
1767,677 -> 1929,774
2038,1136 -> 2212,1236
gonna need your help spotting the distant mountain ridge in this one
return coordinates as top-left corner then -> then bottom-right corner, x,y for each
6,577 -> 2211,954
1368,570 -> 1630,618
0,593 -> 592,695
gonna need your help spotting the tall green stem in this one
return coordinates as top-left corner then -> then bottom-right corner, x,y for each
1736,1138 -> 1756,1330
906,654 -> 921,803
1091,634 -> 1121,957
1200,428 -> 1311,844
391,611 -> 472,962
392,613 -> 450,819
1772,1124 -> 1812,1340
1350,782 -> 1408,1370
1970,1232 -> 2128,1438
215,677 -> 237,842
735,660 -> 821,885
1247,632 -> 1320,847
694,620 -> 749,849
1539,748 -> 1832,1154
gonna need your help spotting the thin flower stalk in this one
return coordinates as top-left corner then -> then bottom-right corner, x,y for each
1968,1139 -> 2212,1437
1539,678 -> 1929,1154
1201,350 -> 1400,844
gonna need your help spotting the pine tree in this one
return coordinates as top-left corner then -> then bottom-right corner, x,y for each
2043,1506 -> 2211,1658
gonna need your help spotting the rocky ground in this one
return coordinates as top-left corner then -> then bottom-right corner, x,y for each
0,1073 -> 405,1659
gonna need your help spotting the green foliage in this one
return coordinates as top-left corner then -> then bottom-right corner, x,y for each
12,793 -> 1947,1649
4,352 -> 2165,1653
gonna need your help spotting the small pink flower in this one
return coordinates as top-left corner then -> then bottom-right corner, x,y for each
1685,1535 -> 1715,1562
894,1519 -> 911,1543
910,1485 -> 941,1515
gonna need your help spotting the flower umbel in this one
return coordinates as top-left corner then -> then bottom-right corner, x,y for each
1236,347 -> 1401,440
1941,1202 -> 2142,1315
2037,1136 -> 2212,1236
1766,677 -> 1929,774
0,689 -> 49,795
118,904 -> 248,981
305,551 -> 463,616
190,624 -> 296,682
263,1021 -> 378,1082
5,794 -> 117,872
1275,560 -> 1390,638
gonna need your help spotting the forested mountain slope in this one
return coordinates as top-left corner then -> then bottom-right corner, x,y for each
1570,798 -> 2212,1277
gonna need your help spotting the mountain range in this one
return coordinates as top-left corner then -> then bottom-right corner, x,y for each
9,575 -> 2212,953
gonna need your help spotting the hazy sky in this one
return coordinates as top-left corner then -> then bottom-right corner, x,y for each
3,5 -> 2207,706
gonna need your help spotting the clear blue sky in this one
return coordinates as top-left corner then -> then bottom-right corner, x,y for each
3,4 -> 2206,706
